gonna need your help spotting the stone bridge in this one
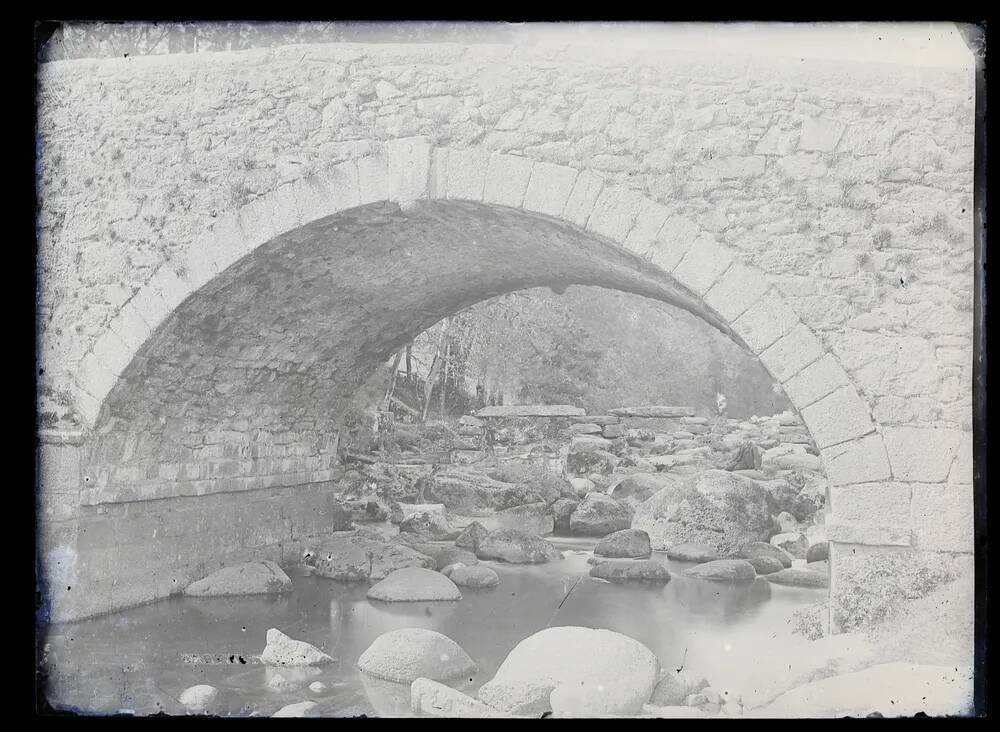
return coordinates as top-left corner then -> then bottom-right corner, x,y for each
36,38 -> 976,627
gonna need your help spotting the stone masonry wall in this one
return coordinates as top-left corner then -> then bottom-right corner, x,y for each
35,42 -> 976,623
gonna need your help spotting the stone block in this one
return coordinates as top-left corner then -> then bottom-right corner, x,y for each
703,260 -> 770,322
731,291 -> 800,353
77,352 -> 117,403
483,153 -> 533,208
798,117 -> 846,152
948,431 -> 974,484
829,482 -> 912,526
148,266 -> 190,311
883,426 -> 964,483
672,236 -> 734,295
386,136 -> 432,203
356,153 -> 390,204
90,328 -> 132,376
445,148 -> 490,201
782,354 -> 852,409
646,214 -> 700,271
910,482 -> 974,553
586,186 -> 645,242
690,156 -> 765,180
821,434 -> 892,487
801,386 -> 875,449
521,161 -> 578,217
623,198 -> 671,252
825,519 -> 910,546
562,170 -> 604,227
314,159 -> 362,211
206,214 -> 249,273
759,323 -> 825,383
128,283 -> 171,333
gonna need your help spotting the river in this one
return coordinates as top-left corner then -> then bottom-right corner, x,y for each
41,536 -> 825,717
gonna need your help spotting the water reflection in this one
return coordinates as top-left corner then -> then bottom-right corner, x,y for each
42,538 -> 824,716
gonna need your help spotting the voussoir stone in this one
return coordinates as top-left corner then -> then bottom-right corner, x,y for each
358,627 -> 477,683
366,567 -> 462,602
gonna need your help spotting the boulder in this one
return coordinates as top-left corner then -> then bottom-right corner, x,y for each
571,423 -> 603,435
490,502 -> 554,536
684,559 -> 757,582
806,541 -> 830,563
770,532 -> 809,559
447,564 -> 501,589
757,663 -> 974,718
476,529 -> 563,564
594,528 -> 652,558
342,497 -> 390,523
358,628 -> 476,683
454,521 -> 490,552
411,678 -> 510,718
477,626 -> 661,716
366,567 -> 462,602
569,493 -> 633,536
312,532 -> 435,581
609,473 -> 684,509
631,470 -> 775,555
183,560 -> 292,597
391,502 -> 447,524
551,498 -> 579,533
399,511 -> 462,541
649,669 -> 710,706
408,544 -> 478,571
665,543 -> 722,563
745,555 -> 785,575
426,469 -> 558,515
568,477 -> 596,497
566,448 -> 619,476
765,567 -> 829,588
260,628 -> 334,667
776,511 -> 799,533
309,681 -> 326,693
178,685 -> 218,713
272,701 -> 321,718
624,428 -> 656,446
738,541 -> 793,568
589,559 -> 670,583
602,424 -> 624,439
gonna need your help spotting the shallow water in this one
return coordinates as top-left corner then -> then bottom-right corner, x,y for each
41,536 -> 825,717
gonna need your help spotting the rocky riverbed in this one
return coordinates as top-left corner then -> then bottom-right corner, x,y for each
39,407 -> 972,717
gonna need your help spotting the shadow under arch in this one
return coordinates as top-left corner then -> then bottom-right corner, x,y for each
82,198 -> 756,503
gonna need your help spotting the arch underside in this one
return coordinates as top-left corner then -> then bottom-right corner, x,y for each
84,200 -> 745,502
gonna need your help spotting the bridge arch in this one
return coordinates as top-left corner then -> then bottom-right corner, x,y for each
76,140 -> 889,497
42,140 -> 915,625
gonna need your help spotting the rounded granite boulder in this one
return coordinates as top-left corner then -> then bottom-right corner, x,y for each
366,567 -> 462,602
358,627 -> 477,684
684,559 -> 757,582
